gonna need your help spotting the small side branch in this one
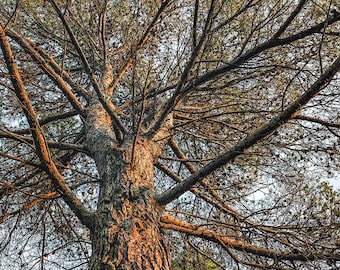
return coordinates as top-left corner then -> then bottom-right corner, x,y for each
0,152 -> 42,169
293,114 -> 340,128
0,130 -> 89,154
106,0 -> 172,96
13,111 -> 79,135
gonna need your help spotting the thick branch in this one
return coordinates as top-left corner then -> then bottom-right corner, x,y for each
7,29 -> 89,99
156,161 -> 278,236
160,214 -> 339,262
192,13 -> 340,88
0,25 -> 94,229
167,139 -> 277,233
6,30 -> 84,113
272,0 -> 307,39
156,56 -> 340,205
147,12 -> 340,139
192,0 -> 199,48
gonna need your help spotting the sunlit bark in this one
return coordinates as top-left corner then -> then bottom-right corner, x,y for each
0,1 -> 339,269
85,103 -> 172,269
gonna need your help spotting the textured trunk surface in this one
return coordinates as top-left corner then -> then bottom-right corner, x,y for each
85,104 -> 171,270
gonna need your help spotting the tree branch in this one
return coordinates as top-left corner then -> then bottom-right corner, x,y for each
13,111 -> 79,135
0,130 -> 89,154
212,0 -> 257,33
191,13 -> 340,88
0,152 -> 42,169
6,29 -> 89,99
145,0 -> 216,138
7,29 -> 85,114
0,191 -> 58,224
47,0 -> 128,141
146,10 -> 340,140
192,0 -> 199,48
156,160 -> 279,236
272,0 -> 307,39
0,24 -> 94,229
106,0 -> 172,96
160,214 -> 339,262
167,139 -> 278,233
293,114 -> 340,128
156,56 -> 340,205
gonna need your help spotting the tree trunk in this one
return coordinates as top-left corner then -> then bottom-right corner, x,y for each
85,104 -> 171,270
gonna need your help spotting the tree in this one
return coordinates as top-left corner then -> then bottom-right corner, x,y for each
0,0 -> 339,269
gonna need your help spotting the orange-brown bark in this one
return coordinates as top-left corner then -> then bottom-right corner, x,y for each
160,214 -> 336,262
0,25 -> 93,229
86,103 -> 172,269
0,191 -> 57,224
6,29 -> 85,113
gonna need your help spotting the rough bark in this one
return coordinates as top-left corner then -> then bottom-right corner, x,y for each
85,103 -> 171,270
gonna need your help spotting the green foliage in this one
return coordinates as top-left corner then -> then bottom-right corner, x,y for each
171,248 -> 220,270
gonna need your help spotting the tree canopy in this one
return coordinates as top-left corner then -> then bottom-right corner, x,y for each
0,0 -> 339,269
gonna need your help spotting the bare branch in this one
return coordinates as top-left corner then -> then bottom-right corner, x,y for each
0,24 -> 94,229
0,152 -> 42,168
167,139 -> 278,232
212,0 -> 257,33
0,129 -> 88,154
146,11 -> 340,140
192,14 -> 340,88
156,56 -> 340,205
47,0 -> 128,141
145,0 -> 216,137
6,29 -> 89,99
7,29 -> 85,113
272,0 -> 307,39
293,114 -> 340,128
161,214 -> 340,262
192,0 -> 199,48
13,111 -> 79,135
106,0 -> 172,96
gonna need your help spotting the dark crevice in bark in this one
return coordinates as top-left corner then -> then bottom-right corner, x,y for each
85,103 -> 172,269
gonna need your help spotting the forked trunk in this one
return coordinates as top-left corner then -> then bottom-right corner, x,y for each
85,104 -> 171,269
